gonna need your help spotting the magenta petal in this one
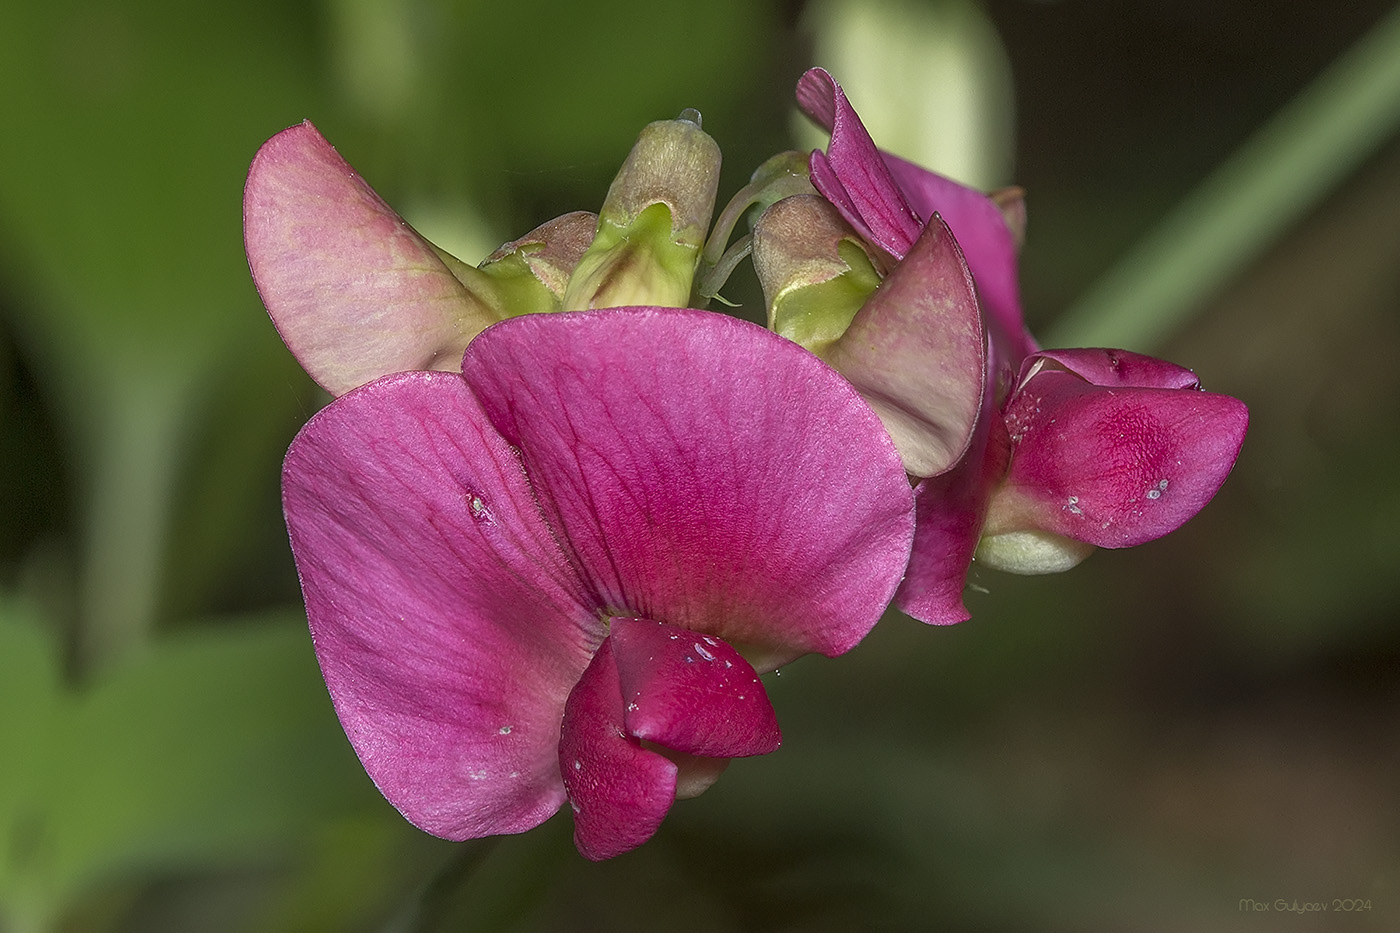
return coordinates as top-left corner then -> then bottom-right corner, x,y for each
244,122 -> 491,396
610,617 -> 780,758
895,399 -> 1009,625
882,153 -> 1035,366
462,308 -> 915,668
826,216 -> 986,478
998,371 -> 1249,547
797,68 -> 921,259
1025,348 -> 1202,390
559,639 -> 678,861
282,371 -> 599,839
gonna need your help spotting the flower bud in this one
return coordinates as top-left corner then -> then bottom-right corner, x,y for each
473,211 -> 598,316
562,113 -> 721,310
751,194 -> 880,354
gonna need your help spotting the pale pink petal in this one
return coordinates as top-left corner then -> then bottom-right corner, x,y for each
797,68 -> 921,259
244,122 -> 494,396
882,153 -> 1036,367
1025,347 -> 1202,390
610,617 -> 780,758
559,638 -> 678,861
282,371 -> 599,839
825,216 -> 985,478
462,308 -> 915,669
995,370 -> 1249,547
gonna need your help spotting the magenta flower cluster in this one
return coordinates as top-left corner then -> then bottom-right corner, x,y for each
243,69 -> 1247,860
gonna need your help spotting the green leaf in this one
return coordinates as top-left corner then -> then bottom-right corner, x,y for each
1,601 -> 375,928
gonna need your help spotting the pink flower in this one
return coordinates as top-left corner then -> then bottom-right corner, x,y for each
789,68 -> 1248,623
281,306 -> 915,859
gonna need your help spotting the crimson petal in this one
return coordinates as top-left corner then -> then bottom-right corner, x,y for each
797,68 -> 921,259
559,638 -> 677,861
610,617 -> 780,758
895,394 -> 1009,625
1024,347 -> 1203,390
996,370 -> 1249,547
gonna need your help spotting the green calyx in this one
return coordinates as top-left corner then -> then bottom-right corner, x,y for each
428,211 -> 598,321
752,194 -> 882,354
562,114 -> 722,311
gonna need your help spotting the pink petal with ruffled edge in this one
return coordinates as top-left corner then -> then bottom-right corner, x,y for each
996,370 -> 1249,547
244,122 -> 491,396
282,371 -> 599,839
611,617 -> 780,758
463,308 -> 916,670
797,68 -> 921,260
825,215 -> 985,478
559,638 -> 679,861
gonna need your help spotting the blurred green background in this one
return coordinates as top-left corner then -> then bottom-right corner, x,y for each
3,0 -> 1398,930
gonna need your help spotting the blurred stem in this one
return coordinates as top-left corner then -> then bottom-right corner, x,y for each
1047,3 -> 1400,351
73,369 -> 191,676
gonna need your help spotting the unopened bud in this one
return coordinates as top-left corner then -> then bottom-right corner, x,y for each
473,211 -> 598,316
751,194 -> 880,354
562,113 -> 722,310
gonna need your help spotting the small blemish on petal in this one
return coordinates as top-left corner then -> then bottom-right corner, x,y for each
465,490 -> 495,525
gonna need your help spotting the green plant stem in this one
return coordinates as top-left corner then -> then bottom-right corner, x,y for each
75,370 -> 193,676
1047,3 -> 1400,351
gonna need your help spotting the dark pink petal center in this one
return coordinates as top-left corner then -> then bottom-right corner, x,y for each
610,616 -> 780,759
559,638 -> 678,861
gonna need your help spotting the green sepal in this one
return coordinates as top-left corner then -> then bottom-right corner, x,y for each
562,115 -> 721,310
752,194 -> 881,354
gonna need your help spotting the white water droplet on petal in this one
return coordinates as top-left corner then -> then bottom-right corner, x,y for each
693,641 -> 715,661
1065,495 -> 1083,515
573,759 -> 582,771
724,660 -> 732,669
466,491 -> 495,525
498,725 -> 512,735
